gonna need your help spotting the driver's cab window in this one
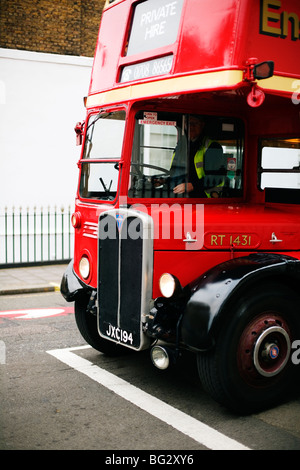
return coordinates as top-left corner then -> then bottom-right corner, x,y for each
79,110 -> 126,201
129,111 -> 244,199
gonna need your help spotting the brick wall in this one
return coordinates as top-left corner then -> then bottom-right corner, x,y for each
0,0 -> 105,57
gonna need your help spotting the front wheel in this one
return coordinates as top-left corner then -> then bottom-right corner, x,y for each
197,283 -> 300,413
74,296 -> 127,356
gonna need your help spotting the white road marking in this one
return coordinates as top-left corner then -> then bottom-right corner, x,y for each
47,345 -> 250,451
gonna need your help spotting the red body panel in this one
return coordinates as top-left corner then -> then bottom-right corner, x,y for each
72,0 -> 300,296
63,0 -> 300,412
89,0 -> 300,99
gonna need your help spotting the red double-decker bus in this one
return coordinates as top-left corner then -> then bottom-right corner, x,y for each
61,0 -> 300,413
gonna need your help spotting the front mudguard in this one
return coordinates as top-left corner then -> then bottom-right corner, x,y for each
181,253 -> 300,351
60,260 -> 91,302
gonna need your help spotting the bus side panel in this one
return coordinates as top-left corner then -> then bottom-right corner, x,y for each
89,1 -> 129,94
239,0 -> 300,78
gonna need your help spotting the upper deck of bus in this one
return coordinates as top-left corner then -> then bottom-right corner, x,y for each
86,0 -> 300,109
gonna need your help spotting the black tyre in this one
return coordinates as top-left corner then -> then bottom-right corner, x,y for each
197,283 -> 300,413
75,296 -> 127,356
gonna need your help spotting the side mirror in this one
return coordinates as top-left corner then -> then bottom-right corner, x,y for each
253,61 -> 274,80
74,122 -> 85,146
245,59 -> 274,107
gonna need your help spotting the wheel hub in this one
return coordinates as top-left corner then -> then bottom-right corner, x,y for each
253,326 -> 291,377
261,342 -> 279,360
238,314 -> 292,383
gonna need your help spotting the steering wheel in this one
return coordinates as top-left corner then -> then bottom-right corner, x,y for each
130,162 -> 170,178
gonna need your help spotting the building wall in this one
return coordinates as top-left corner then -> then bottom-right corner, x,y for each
0,48 -> 93,210
0,0 -> 105,210
0,0 -> 105,57
0,1 -> 106,263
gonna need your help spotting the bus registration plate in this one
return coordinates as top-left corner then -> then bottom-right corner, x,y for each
104,323 -> 134,346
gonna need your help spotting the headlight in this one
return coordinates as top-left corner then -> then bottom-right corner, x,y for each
79,256 -> 90,280
159,273 -> 177,298
151,345 -> 170,370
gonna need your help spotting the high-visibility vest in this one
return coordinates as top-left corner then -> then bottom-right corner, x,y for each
194,137 -> 213,179
194,138 -> 225,197
171,137 -> 212,176
171,138 -> 224,197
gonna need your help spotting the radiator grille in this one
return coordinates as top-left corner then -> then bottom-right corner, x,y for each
97,210 -> 153,350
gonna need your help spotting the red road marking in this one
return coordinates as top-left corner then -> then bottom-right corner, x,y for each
0,307 -> 74,320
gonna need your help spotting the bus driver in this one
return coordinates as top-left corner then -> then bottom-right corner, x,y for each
171,115 -> 224,198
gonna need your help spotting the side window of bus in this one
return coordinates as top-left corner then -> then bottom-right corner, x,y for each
129,112 -> 244,199
259,138 -> 300,203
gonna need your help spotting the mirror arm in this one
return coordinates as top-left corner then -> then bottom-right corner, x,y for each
243,58 -> 274,82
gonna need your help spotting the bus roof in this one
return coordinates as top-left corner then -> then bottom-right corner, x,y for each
87,0 -> 300,107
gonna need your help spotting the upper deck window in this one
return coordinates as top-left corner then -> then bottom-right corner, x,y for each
126,0 -> 184,56
129,111 -> 244,199
79,111 -> 126,201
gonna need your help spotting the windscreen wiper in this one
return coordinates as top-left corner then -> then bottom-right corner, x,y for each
86,111 -> 112,131
99,177 -> 112,197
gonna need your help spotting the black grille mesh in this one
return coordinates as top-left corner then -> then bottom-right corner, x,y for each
98,213 -> 143,349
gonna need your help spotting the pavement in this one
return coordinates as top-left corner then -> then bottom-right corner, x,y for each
0,263 -> 69,295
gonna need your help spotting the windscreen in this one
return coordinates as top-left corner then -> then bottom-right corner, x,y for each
79,110 -> 126,201
129,111 -> 244,199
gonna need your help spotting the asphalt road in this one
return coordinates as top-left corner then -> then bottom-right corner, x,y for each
1,291 -> 300,453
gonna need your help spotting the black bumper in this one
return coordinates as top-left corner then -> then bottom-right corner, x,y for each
60,260 -> 91,302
